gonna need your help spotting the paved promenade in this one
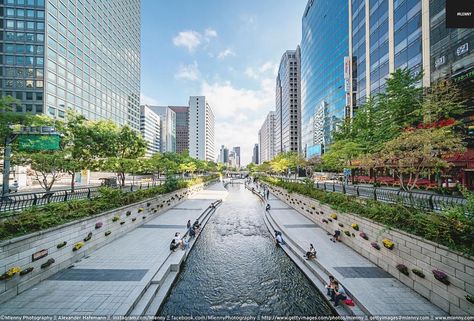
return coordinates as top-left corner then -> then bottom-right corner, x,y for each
0,183 -> 227,316
261,186 -> 446,317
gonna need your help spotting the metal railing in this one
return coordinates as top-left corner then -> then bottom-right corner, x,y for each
276,177 -> 467,212
0,177 -> 198,216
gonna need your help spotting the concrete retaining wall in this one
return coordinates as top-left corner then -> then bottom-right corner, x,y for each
268,185 -> 474,316
0,181 -> 214,303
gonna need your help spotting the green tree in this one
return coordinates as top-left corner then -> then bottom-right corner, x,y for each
322,140 -> 363,173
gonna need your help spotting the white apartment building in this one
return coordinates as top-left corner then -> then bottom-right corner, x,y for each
147,106 -> 177,153
258,111 -> 276,163
188,96 -> 216,161
140,105 -> 161,157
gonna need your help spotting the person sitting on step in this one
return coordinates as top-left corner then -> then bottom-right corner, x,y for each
266,203 -> 271,211
325,275 -> 335,296
331,281 -> 347,307
170,239 -> 179,252
304,243 -> 317,260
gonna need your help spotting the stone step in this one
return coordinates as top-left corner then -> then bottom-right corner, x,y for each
263,207 -> 366,318
145,270 -> 179,315
129,283 -> 160,316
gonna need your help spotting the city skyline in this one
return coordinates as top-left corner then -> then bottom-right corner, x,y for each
140,0 -> 305,165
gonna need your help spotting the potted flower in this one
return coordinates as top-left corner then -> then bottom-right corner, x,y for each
138,208 -> 144,213
73,242 -> 84,251
132,218 -> 136,222
338,223 -> 344,228
57,241 -> 67,249
371,242 -> 380,250
327,218 -> 333,222
143,216 -> 147,219
412,269 -> 425,278
351,223 -> 359,231
19,267 -> 34,276
344,230 -> 351,237
330,213 -> 337,220
432,270 -> 450,285
0,267 -> 21,280
359,232 -> 368,240
382,239 -> 394,250
396,264 -> 409,276
83,232 -> 92,242
41,259 -> 55,269
322,219 -> 328,224
120,221 -> 125,225
105,231 -> 112,236
112,215 -> 120,222
95,222 -> 103,229
126,211 -> 131,216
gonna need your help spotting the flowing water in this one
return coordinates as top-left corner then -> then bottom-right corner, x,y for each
159,183 -> 335,317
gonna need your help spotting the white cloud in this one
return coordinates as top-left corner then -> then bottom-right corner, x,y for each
244,67 -> 259,80
172,30 -> 202,52
200,77 -> 274,165
140,92 -> 160,106
217,48 -> 236,60
244,61 -> 278,80
175,61 -> 200,81
172,28 -> 218,53
204,28 -> 218,38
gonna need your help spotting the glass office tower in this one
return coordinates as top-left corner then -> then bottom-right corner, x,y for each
1,0 -> 141,130
301,0 -> 348,157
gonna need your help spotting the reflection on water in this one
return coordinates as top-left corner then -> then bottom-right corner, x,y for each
159,183 -> 335,316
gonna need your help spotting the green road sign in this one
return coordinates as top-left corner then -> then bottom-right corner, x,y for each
18,134 -> 61,151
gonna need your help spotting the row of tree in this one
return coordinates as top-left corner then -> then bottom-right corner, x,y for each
246,69 -> 466,191
1,97 -> 220,192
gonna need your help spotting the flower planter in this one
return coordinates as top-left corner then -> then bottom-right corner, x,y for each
351,224 -> 359,231
396,264 -> 409,276
147,202 -> 151,207
105,231 -> 111,236
138,208 -> 144,213
322,219 -> 328,224
95,222 -> 103,229
359,232 -> 368,240
73,242 -> 84,251
57,241 -> 67,249
132,218 -> 137,222
327,218 -> 333,222
112,215 -> 120,222
126,211 -> 131,216
382,239 -> 394,250
19,267 -> 34,276
143,216 -> 147,219
412,269 -> 425,278
41,259 -> 55,269
83,232 -> 92,242
351,233 -> 355,237
0,267 -> 21,280
432,270 -> 450,285
466,295 -> 474,304
338,223 -> 344,228
120,221 -> 125,225
344,231 -> 351,237
330,213 -> 337,220
371,242 -> 380,250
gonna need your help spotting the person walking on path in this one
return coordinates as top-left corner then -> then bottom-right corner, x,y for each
266,189 -> 270,199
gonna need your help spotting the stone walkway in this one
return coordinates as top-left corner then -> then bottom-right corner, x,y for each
0,183 -> 227,315
262,188 -> 447,316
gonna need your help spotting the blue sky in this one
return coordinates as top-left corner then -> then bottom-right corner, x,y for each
141,0 -> 306,164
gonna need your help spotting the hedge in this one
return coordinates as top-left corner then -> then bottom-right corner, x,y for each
0,175 -> 218,241
261,176 -> 474,256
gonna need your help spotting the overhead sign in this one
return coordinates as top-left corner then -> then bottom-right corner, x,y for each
18,134 -> 61,151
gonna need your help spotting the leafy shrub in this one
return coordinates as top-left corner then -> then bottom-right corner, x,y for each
412,269 -> 425,278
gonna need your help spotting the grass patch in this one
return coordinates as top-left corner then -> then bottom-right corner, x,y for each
0,175 -> 218,241
261,176 -> 474,256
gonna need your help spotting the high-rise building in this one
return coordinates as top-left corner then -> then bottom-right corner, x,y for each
188,96 -> 215,161
252,143 -> 259,165
1,0 -> 141,130
258,111 -> 276,163
348,0 -> 428,114
169,106 -> 189,154
275,48 -> 301,154
147,106 -> 176,153
301,0 -> 348,158
140,105 -> 161,157
233,146 -> 241,168
218,145 -> 229,164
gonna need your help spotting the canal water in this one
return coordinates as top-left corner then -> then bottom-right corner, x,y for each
159,183 -> 335,317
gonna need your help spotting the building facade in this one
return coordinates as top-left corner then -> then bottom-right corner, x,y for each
252,143 -> 259,165
218,145 -> 229,164
301,0 -> 348,158
1,0 -> 141,130
188,96 -> 216,161
275,48 -> 301,154
233,146 -> 241,168
148,106 -> 176,153
258,111 -> 276,163
140,105 -> 160,157
169,106 -> 189,154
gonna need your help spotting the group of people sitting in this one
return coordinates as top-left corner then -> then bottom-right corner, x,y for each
325,275 -> 351,307
169,219 -> 201,251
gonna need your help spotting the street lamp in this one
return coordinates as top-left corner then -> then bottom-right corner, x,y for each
2,125 -> 60,196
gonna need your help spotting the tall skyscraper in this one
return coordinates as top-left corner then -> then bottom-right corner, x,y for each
188,96 -> 215,161
301,0 -> 348,158
147,106 -> 176,153
348,0 -> 428,114
140,105 -> 161,157
258,111 -> 276,163
252,143 -> 259,165
218,145 -> 229,164
169,106 -> 189,154
275,48 -> 301,154
233,146 -> 241,168
1,0 -> 141,130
